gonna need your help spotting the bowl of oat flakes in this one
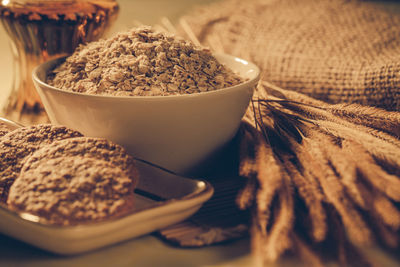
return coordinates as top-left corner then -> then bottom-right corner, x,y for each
32,26 -> 260,174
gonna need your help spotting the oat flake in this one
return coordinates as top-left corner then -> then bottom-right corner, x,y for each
47,26 -> 244,96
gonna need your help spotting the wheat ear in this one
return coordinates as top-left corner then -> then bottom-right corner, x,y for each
263,172 -> 294,262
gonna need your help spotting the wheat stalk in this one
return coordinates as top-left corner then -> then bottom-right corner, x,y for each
236,176 -> 257,210
236,123 -> 262,210
284,159 -> 327,242
303,136 -> 372,245
262,172 -> 294,262
260,81 -> 400,138
341,139 -> 400,202
326,103 -> 400,138
254,138 -> 283,235
372,193 -> 400,230
292,233 -> 324,267
276,100 -> 400,149
238,122 -> 259,178
241,84 -> 400,264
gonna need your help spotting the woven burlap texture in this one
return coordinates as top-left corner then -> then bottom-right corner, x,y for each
179,0 -> 400,111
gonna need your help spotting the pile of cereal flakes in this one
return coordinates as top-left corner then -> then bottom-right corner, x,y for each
48,26 -> 244,96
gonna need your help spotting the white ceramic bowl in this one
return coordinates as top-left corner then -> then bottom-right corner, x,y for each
32,54 -> 260,174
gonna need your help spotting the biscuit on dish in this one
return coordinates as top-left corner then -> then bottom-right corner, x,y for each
0,121 -> 14,137
21,137 -> 138,185
0,124 -> 82,202
8,156 -> 136,225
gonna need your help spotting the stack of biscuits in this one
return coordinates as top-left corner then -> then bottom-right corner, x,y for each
0,122 -> 138,226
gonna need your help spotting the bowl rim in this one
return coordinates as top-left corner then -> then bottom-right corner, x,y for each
32,53 -> 260,101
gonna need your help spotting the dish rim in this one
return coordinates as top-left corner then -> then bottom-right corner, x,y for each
0,118 -> 214,230
32,53 -> 260,101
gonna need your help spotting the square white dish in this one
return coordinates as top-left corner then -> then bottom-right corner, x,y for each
0,117 -> 214,255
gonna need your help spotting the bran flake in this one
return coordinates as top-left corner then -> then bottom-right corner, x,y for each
47,26 -> 243,96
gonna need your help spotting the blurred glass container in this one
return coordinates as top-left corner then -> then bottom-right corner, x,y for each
0,0 -> 118,123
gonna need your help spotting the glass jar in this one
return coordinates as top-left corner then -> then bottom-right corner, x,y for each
0,0 -> 118,124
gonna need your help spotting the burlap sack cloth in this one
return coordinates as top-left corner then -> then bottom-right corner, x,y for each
157,0 -> 400,248
179,0 -> 400,111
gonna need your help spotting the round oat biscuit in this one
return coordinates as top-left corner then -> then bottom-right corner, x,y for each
8,156 -> 136,225
0,124 -> 82,203
0,121 -> 15,137
21,136 -> 138,186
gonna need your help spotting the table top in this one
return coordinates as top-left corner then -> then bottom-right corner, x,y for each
0,233 -> 255,267
0,1 -> 399,266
